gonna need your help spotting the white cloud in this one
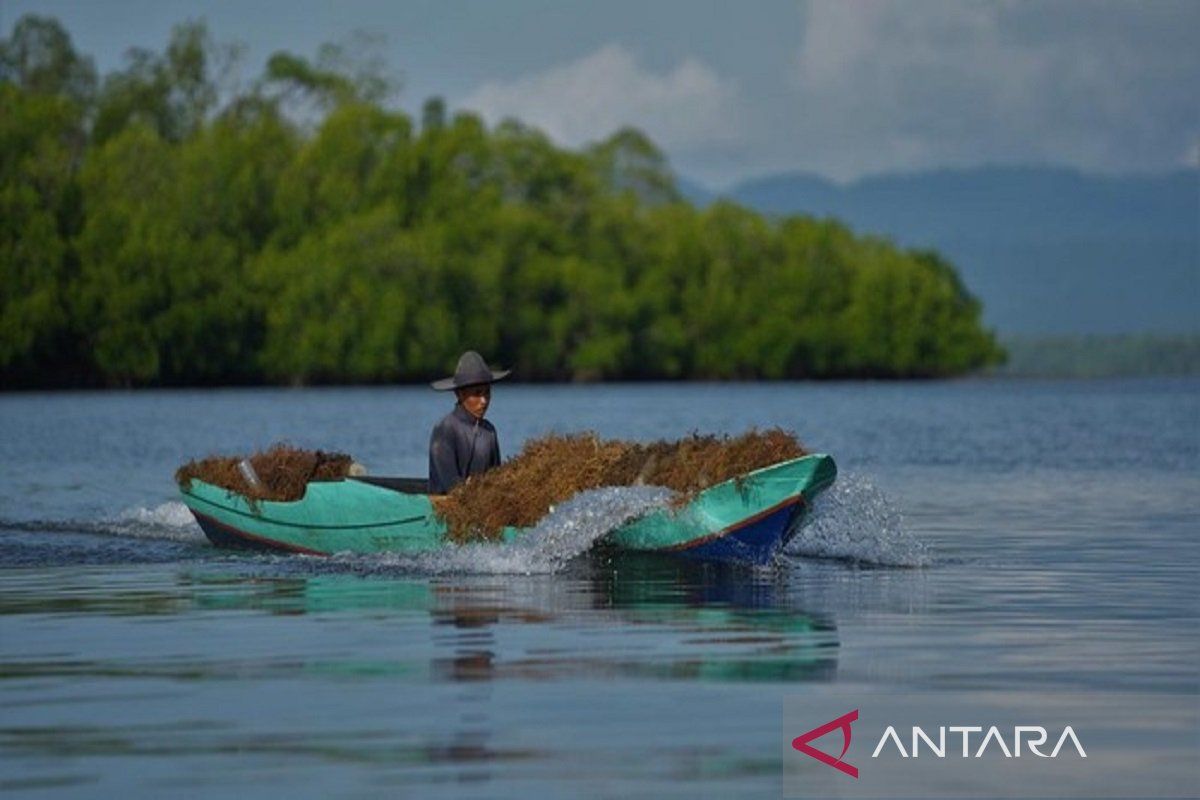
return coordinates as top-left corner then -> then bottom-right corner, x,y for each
446,2 -> 1198,186
458,43 -> 740,153
782,0 -> 1200,181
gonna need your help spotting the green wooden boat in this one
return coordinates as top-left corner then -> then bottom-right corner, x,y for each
180,453 -> 836,564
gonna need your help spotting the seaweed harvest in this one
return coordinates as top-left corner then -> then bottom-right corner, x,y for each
173,430 -> 806,543
435,429 -> 807,543
174,444 -> 353,502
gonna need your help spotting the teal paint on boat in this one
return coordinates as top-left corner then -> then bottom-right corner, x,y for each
605,453 -> 836,552
183,478 -> 448,555
180,454 -> 837,563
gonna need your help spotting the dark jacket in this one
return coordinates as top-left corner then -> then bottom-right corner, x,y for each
428,405 -> 501,494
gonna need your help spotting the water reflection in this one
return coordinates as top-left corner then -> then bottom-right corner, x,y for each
1,556 -> 840,782
175,553 -> 841,686
1,558 -> 840,683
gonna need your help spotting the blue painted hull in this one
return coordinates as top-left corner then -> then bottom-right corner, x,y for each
670,497 -> 807,565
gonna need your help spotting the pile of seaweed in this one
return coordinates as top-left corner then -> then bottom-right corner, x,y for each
175,443 -> 353,502
436,429 -> 806,543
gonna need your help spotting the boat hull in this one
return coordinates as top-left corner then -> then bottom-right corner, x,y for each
180,454 -> 836,564
664,497 -> 806,563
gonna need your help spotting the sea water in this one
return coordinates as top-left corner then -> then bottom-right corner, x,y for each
0,380 -> 1196,797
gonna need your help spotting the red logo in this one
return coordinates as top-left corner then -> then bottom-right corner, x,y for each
792,709 -> 859,778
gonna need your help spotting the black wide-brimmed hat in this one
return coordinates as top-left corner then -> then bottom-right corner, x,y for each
430,351 -> 511,391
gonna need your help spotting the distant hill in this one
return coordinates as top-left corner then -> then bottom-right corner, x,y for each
716,166 -> 1198,335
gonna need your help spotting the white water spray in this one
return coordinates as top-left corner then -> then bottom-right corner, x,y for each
335,486 -> 676,575
787,473 -> 929,567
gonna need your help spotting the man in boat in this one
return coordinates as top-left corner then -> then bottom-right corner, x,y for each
428,350 -> 510,494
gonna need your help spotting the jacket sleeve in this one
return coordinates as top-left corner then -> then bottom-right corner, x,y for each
428,422 -> 460,494
489,427 -> 501,468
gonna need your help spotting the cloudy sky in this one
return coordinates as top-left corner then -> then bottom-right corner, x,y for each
5,0 -> 1197,187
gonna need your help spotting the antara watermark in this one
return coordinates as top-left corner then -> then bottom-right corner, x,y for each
871,725 -> 1088,759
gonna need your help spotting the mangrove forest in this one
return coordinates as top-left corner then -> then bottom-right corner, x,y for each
1,16 -> 1003,388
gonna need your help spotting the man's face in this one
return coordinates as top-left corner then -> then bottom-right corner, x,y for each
456,384 -> 491,420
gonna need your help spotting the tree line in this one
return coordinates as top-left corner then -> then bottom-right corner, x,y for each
1,16 -> 1003,388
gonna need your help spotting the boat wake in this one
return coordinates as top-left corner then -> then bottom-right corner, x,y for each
786,472 -> 929,567
3,476 -> 925,571
331,486 -> 677,575
0,501 -> 206,544
112,502 -> 207,541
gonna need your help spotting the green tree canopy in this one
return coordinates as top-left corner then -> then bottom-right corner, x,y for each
0,14 -> 96,104
0,14 -> 1003,388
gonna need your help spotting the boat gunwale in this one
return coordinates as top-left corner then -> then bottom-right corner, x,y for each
183,452 -> 830,510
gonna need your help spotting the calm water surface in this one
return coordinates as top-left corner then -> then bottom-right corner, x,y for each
0,380 -> 1197,798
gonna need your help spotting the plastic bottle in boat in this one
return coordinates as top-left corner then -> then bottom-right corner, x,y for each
238,459 -> 264,492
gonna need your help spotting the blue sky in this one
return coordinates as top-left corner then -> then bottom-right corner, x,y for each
4,0 -> 1197,188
